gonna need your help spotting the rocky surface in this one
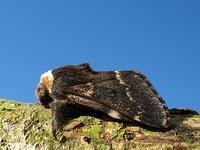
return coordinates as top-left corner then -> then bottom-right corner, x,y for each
0,99 -> 200,150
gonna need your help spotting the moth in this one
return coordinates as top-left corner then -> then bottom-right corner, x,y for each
35,63 -> 169,137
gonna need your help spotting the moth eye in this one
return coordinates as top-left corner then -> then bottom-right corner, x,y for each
37,87 -> 40,91
36,87 -> 41,94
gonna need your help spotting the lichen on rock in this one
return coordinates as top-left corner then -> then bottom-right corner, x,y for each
0,99 -> 200,150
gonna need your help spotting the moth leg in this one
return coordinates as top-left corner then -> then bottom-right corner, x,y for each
50,101 -> 70,138
50,100 -> 82,138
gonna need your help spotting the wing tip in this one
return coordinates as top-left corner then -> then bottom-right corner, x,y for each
134,104 -> 170,129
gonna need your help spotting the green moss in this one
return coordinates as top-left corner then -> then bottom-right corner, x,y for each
112,128 -> 125,140
1,99 -> 200,149
103,122 -> 124,140
192,115 -> 200,118
186,142 -> 200,149
140,128 -> 162,136
96,143 -> 110,150
126,142 -> 181,150
83,118 -> 101,139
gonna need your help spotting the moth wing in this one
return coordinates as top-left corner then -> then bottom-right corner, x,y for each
67,71 -> 169,129
118,71 -> 169,128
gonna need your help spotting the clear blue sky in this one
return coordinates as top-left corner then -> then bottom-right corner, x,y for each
0,1 -> 199,112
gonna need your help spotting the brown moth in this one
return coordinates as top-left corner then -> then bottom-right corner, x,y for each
35,63 -> 169,137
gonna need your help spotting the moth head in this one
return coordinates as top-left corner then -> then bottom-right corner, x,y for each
35,70 -> 54,108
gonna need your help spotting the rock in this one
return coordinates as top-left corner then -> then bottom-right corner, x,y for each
169,108 -> 199,115
0,99 -> 200,150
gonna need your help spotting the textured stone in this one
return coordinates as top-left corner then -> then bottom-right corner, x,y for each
0,99 -> 199,150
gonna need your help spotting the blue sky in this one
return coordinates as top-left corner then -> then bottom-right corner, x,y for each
0,1 -> 199,112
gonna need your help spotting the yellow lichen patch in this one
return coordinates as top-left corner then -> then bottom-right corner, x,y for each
183,117 -> 200,128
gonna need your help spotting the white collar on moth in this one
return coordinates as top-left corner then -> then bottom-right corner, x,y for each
40,70 -> 54,93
